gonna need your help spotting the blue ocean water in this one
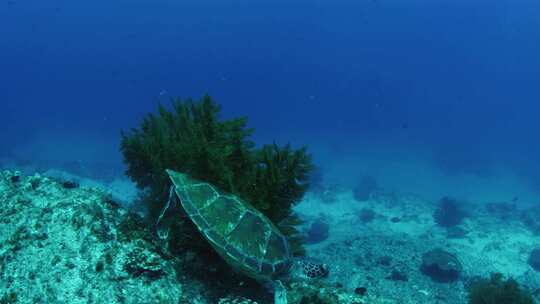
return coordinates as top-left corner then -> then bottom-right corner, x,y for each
2,0 -> 540,198
2,1 -> 540,303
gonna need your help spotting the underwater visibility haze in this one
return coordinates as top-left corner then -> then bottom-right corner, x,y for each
1,0 -> 540,303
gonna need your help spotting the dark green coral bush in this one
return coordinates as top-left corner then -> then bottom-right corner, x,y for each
120,95 -> 312,255
468,273 -> 534,304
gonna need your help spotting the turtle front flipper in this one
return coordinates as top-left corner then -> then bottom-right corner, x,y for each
156,185 -> 179,239
274,280 -> 288,304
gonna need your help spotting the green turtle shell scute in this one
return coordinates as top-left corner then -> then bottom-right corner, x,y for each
166,169 -> 292,281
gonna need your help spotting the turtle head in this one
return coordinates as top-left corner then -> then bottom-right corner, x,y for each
290,257 -> 329,281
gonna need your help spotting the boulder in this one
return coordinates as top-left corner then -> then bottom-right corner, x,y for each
420,248 -> 462,283
305,218 -> 330,244
528,248 -> 540,272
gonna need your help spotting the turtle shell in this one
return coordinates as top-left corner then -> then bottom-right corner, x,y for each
166,169 -> 292,281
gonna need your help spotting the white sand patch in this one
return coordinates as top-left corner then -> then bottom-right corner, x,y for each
297,184 -> 540,298
318,148 -> 540,206
457,220 -> 540,277
41,168 -> 138,207
295,191 -> 358,221
108,177 -> 138,207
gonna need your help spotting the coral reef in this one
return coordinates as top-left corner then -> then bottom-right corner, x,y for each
287,280 -> 367,304
120,96 -> 255,219
304,217 -> 330,244
527,248 -> 540,272
218,296 -> 259,304
0,171 -> 187,303
2,170 -> 371,303
358,208 -> 376,223
420,248 -> 462,283
467,273 -> 534,304
433,197 -> 467,228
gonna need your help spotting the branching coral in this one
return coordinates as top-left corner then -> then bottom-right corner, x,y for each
433,196 -> 467,228
120,95 -> 312,256
467,273 -> 534,304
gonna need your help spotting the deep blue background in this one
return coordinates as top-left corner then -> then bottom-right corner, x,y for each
1,0 -> 539,199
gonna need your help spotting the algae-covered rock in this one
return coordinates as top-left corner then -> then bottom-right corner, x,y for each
287,280 -> 395,304
218,296 -> 259,304
420,248 -> 462,283
0,171 -> 187,304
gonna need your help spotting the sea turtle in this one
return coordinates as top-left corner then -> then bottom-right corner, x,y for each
157,169 -> 329,304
